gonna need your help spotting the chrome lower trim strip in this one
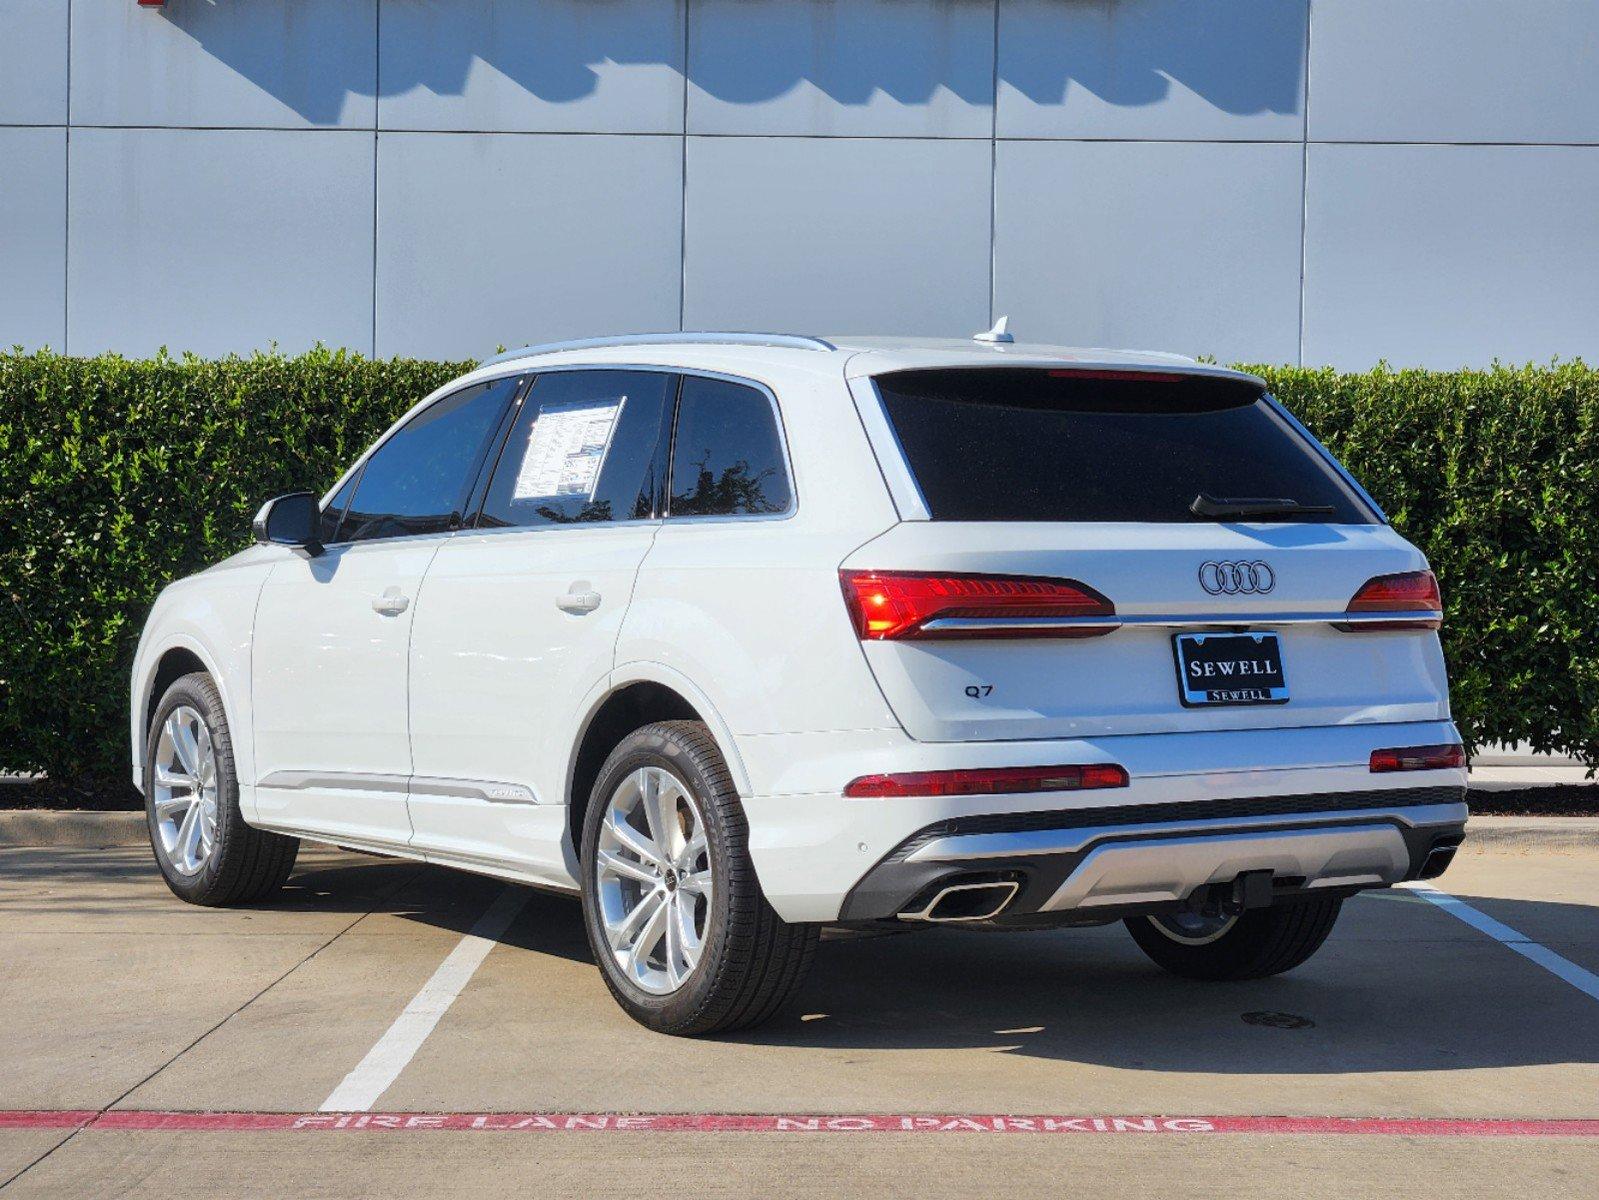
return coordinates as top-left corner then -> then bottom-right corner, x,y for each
258,770 -> 410,794
409,777 -> 540,805
917,610 -> 1440,633
258,770 -> 540,805
252,826 -> 582,894
903,802 -> 1467,864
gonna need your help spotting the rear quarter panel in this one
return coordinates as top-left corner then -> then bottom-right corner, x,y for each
615,365 -> 904,786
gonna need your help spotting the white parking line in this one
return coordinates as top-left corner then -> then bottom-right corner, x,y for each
1400,881 -> 1599,1003
320,886 -> 532,1113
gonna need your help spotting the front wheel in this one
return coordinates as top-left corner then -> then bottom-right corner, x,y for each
144,672 -> 299,906
579,720 -> 817,1036
1124,895 -> 1343,981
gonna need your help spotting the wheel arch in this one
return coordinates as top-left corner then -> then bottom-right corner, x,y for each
146,647 -> 209,733
566,665 -> 753,861
133,635 -> 233,792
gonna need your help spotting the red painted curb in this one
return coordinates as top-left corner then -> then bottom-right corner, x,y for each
0,1112 -> 96,1130
3,1111 -> 1597,1137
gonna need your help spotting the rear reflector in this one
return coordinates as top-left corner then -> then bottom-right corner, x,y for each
1341,570 -> 1442,631
1369,744 -> 1466,773
844,763 -> 1129,799
840,570 -> 1116,641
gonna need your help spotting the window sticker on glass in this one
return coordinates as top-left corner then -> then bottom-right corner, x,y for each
512,398 -> 626,501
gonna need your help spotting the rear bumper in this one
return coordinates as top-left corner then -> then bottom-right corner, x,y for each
736,720 -> 1467,923
836,792 -> 1466,924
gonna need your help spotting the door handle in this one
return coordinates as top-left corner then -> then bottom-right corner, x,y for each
372,587 -> 410,616
557,589 -> 602,615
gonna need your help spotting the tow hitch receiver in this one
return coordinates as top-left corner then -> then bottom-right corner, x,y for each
1232,870 -> 1275,913
1191,871 -> 1276,918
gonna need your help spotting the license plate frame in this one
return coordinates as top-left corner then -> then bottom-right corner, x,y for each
1173,631 -> 1289,708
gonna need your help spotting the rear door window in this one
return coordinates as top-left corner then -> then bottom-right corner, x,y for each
874,368 -> 1373,524
477,370 -> 673,528
667,376 -> 792,518
338,376 -> 519,543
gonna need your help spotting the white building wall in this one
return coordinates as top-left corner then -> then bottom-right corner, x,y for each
2,0 -> 1595,367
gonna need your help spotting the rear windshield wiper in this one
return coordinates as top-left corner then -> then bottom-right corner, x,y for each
1190,493 -> 1338,521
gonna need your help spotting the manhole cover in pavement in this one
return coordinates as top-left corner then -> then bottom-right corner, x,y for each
1241,1010 -> 1315,1030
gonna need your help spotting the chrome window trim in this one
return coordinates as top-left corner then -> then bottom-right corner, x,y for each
300,528 -> 460,554
449,516 -> 665,542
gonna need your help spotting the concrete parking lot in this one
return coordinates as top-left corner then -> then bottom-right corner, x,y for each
2,838 -> 1596,1198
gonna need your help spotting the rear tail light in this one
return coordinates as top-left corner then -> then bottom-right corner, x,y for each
1369,743 -> 1465,773
839,570 -> 1117,641
1340,570 -> 1442,631
844,763 -> 1129,799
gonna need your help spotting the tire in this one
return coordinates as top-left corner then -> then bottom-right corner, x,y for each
579,720 -> 818,1036
1124,895 -> 1343,982
144,671 -> 299,906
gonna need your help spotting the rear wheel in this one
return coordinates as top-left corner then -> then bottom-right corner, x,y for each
144,672 -> 298,906
579,720 -> 817,1036
1124,895 -> 1343,981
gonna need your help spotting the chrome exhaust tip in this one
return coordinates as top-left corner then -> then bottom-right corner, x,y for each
898,880 -> 1020,923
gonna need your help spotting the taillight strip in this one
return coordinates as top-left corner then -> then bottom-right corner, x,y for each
1342,570 -> 1442,632
1370,744 -> 1466,773
840,570 -> 1116,642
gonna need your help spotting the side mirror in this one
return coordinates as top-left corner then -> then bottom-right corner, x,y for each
252,492 -> 324,557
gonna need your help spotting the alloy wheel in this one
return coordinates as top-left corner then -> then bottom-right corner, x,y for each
151,705 -> 220,877
594,765 -> 713,995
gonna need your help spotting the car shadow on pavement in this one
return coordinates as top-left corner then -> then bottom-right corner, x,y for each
0,845 -> 421,920
723,889 -> 1599,1074
364,858 -> 1598,1078
12,847 -> 1595,1075
283,856 -> 597,966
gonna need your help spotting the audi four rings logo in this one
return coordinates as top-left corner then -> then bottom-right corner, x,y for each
1198,561 -> 1276,595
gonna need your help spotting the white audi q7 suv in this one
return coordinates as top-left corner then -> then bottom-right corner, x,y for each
130,331 -> 1468,1035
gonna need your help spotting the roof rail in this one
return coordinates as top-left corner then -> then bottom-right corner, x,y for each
478,331 -> 837,369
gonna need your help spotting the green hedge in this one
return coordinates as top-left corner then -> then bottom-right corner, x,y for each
0,349 -> 468,792
1256,361 -> 1598,771
1,350 -> 1595,794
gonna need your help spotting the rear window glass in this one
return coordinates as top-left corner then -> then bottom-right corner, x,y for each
668,376 -> 792,518
875,368 -> 1374,524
